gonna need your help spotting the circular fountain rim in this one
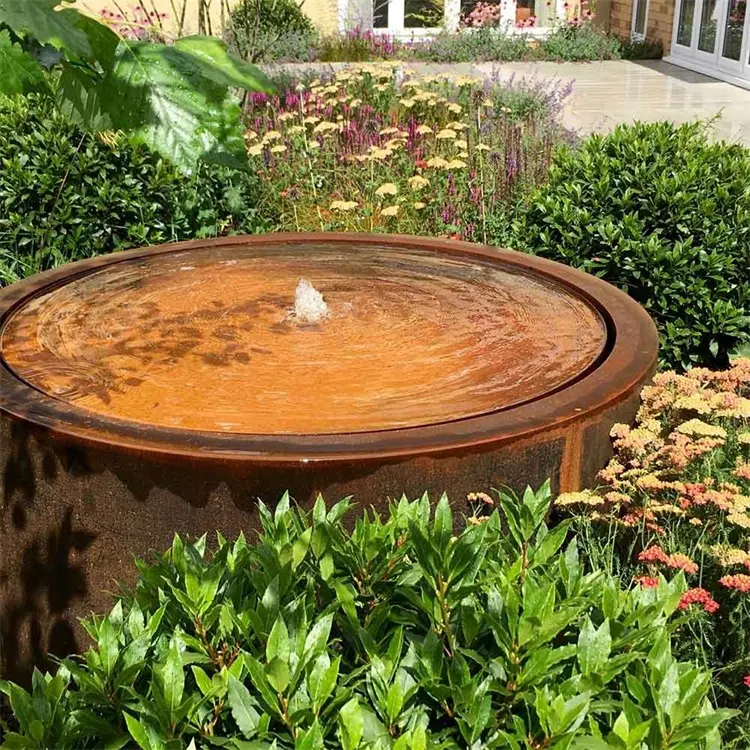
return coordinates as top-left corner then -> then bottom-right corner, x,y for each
0,233 -> 658,464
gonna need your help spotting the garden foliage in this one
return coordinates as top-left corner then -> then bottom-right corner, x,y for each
243,67 -> 568,239
0,0 -> 272,171
0,486 -> 734,748
509,121 -> 750,369
0,94 -> 276,287
224,0 -> 319,63
557,358 -> 750,744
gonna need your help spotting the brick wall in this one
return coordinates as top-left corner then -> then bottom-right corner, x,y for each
608,0 -> 674,51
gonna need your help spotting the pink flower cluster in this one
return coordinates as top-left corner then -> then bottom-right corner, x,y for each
100,6 -> 168,40
719,574 -> 750,593
461,1 -> 502,28
638,545 -> 699,574
678,588 -> 720,614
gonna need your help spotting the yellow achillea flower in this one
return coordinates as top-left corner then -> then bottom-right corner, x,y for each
447,121 -> 468,130
270,145 -> 287,153
287,125 -> 305,135
436,129 -> 457,140
330,201 -> 358,212
303,116 -> 320,124
446,159 -> 467,169
247,144 -> 264,156
313,121 -> 339,134
381,205 -> 399,217
375,183 -> 398,197
413,202 -> 426,210
455,139 -> 468,150
675,419 -> 727,438
263,130 -> 283,141
278,112 -> 296,122
425,157 -> 449,168
475,143 -> 491,152
555,490 -> 603,507
379,126 -> 399,135
415,124 -> 433,135
727,513 -> 750,529
408,175 -> 430,190
447,103 -> 462,114
244,130 -> 258,141
709,545 -> 750,567
399,98 -> 416,108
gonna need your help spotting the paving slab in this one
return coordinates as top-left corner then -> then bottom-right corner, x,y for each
269,59 -> 750,145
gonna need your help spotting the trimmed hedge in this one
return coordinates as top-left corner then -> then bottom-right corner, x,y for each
508,121 -> 750,370
0,94 -> 277,286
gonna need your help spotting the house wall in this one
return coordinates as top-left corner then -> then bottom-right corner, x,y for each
74,0 -> 340,36
609,0 -> 675,50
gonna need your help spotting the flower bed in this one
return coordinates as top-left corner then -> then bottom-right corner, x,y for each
243,66 -> 570,241
556,358 -> 750,744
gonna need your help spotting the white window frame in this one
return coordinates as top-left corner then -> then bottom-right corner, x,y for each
630,0 -> 650,40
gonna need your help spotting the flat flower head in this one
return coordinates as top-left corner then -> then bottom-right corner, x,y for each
675,419 -> 727,438
263,130 -> 283,141
375,183 -> 399,197
416,124 -> 433,135
413,201 -> 426,210
330,200 -> 358,212
555,490 -> 602,507
408,175 -> 430,190
381,205 -> 399,217
436,129 -> 457,140
446,159 -> 467,169
270,144 -> 287,153
425,157 -> 449,168
247,144 -> 265,156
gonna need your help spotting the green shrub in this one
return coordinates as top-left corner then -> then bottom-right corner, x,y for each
539,22 -> 622,61
508,121 -> 750,370
0,94 -> 277,286
225,0 -> 315,62
620,36 -> 664,59
0,486 -> 735,748
410,28 -> 531,62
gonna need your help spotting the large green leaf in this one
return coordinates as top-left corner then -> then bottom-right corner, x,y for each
100,37 -> 268,172
0,0 -> 90,58
172,36 -> 273,92
0,29 -> 48,95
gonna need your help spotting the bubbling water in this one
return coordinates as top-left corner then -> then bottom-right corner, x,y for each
291,278 -> 329,324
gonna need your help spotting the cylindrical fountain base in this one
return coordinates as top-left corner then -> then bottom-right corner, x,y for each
0,233 -> 658,680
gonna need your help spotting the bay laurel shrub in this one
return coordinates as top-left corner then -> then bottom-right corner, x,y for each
508,121 -> 750,371
0,487 -> 735,748
0,95 -> 277,287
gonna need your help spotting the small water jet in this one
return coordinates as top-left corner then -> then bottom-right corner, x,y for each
290,278 -> 329,324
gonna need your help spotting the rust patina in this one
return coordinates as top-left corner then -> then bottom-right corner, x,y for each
0,233 -> 658,679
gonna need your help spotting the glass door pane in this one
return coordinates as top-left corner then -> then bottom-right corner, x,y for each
721,0 -> 746,59
677,0 -> 697,45
698,0 -> 720,51
633,0 -> 648,35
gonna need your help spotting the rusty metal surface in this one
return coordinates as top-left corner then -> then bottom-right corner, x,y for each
0,233 -> 658,464
1,233 -> 659,679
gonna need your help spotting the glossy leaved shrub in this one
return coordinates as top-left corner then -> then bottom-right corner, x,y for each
0,486 -> 734,748
0,94 -> 277,287
509,121 -> 750,370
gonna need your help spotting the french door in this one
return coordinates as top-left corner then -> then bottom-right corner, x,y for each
672,0 -> 750,82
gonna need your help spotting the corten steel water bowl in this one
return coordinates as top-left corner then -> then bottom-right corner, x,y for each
0,233 -> 658,677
